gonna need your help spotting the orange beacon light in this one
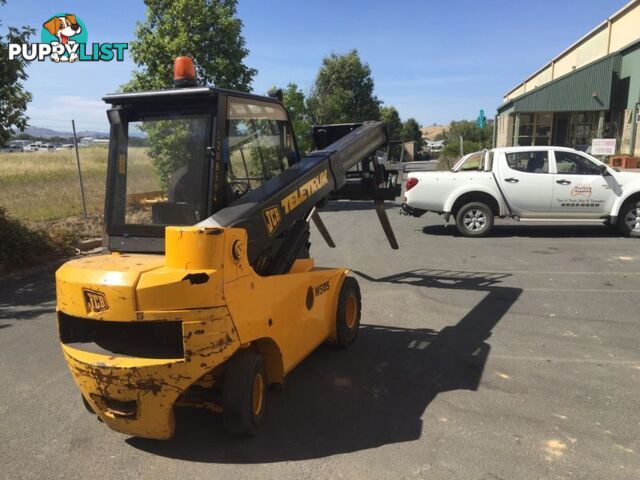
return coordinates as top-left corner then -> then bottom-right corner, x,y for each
174,56 -> 197,87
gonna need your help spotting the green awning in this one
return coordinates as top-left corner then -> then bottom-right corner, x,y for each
498,53 -> 621,113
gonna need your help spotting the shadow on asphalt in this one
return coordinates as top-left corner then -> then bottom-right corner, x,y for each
320,200 -> 399,212
0,265 -> 58,322
129,269 -> 521,463
423,223 -> 617,238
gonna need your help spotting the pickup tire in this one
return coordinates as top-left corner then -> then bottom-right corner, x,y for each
618,200 -> 640,238
455,202 -> 494,237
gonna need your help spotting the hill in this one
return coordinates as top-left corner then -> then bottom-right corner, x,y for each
16,126 -> 109,139
420,124 -> 448,141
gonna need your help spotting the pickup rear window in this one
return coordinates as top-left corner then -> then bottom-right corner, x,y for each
506,151 -> 549,173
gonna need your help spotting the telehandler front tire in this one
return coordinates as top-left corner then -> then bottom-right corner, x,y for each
336,277 -> 361,348
222,354 -> 266,436
81,395 -> 95,414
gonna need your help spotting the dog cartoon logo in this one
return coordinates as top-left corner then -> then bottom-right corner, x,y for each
41,13 -> 87,63
9,13 -> 127,63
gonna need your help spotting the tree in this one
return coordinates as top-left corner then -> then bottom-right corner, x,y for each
124,0 -> 257,187
307,50 -> 380,124
125,0 -> 256,92
0,0 -> 35,146
401,118 -> 423,147
440,119 -> 494,159
281,83 -> 312,155
380,106 -> 402,140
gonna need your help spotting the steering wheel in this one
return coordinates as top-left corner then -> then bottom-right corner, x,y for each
228,180 -> 251,199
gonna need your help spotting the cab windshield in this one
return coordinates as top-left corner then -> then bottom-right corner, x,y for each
106,108 -> 213,236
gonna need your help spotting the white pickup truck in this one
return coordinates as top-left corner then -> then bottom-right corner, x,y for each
402,146 -> 640,238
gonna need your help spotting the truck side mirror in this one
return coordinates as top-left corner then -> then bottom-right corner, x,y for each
599,164 -> 610,176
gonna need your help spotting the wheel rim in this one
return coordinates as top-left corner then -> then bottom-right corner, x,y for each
463,209 -> 487,232
624,208 -> 640,232
252,373 -> 264,416
344,294 -> 357,330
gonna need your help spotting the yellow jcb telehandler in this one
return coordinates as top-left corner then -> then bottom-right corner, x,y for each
56,57 -> 399,439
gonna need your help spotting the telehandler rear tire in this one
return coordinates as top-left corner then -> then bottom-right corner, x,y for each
336,277 -> 361,348
222,354 -> 266,436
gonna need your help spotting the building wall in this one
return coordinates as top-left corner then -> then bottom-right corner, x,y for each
495,113 -> 513,147
610,4 -> 640,52
619,47 -> 640,154
523,65 -> 552,92
504,1 -> 640,102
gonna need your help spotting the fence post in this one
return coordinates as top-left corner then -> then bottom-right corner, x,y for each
71,120 -> 88,219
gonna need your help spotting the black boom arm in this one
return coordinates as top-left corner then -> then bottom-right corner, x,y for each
200,121 -> 398,274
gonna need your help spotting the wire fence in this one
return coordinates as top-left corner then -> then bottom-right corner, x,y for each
0,140 -> 108,224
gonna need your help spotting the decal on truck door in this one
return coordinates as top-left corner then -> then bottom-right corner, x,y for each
558,184 -> 604,208
571,184 -> 592,197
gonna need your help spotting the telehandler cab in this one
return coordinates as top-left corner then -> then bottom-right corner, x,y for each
56,57 -> 399,439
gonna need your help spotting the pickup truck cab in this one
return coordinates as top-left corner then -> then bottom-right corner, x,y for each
403,146 -> 640,237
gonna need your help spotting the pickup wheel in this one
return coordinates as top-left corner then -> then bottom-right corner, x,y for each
618,200 -> 640,237
222,354 -> 266,436
455,202 -> 494,237
336,277 -> 361,348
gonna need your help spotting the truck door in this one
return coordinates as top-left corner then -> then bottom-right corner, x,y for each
550,150 -> 615,216
499,150 -> 553,214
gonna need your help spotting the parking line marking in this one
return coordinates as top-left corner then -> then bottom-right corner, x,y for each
492,356 -> 640,365
524,288 -> 640,293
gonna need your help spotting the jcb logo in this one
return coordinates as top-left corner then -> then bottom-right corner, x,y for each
82,288 -> 109,313
263,205 -> 282,236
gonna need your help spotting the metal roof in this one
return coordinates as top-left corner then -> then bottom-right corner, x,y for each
102,86 -> 281,105
498,53 -> 621,114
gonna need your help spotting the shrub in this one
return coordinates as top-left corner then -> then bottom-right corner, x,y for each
0,206 -> 73,272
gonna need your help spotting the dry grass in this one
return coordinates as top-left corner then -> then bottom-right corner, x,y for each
0,146 -> 159,222
421,124 -> 448,141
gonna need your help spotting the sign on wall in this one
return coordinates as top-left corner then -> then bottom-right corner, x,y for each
591,138 -> 617,156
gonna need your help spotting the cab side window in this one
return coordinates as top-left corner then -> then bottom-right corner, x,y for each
506,151 -> 549,173
554,151 -> 601,175
226,98 -> 297,201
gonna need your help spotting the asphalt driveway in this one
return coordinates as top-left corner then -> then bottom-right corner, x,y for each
1,205 -> 639,479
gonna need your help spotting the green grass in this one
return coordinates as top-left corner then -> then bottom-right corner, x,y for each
0,146 -> 160,221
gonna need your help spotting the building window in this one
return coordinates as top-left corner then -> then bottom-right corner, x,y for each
567,112 -> 598,151
516,113 -> 552,147
534,113 -> 552,145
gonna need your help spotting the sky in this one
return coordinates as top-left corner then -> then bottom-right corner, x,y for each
1,0 -> 630,133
